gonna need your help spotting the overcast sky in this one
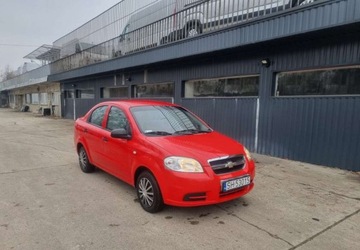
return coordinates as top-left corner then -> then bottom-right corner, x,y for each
0,0 -> 121,72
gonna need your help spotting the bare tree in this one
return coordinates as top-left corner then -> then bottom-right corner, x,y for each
0,65 -> 16,81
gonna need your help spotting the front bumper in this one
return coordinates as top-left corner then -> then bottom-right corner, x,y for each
161,161 -> 255,207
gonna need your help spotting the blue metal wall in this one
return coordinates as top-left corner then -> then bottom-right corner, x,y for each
256,35 -> 360,171
259,97 -> 360,170
180,98 -> 258,151
62,33 -> 360,171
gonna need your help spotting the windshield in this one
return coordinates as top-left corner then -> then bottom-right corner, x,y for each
131,105 -> 212,136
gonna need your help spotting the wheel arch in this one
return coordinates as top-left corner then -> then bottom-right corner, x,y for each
185,19 -> 203,32
291,0 -> 314,7
133,164 -> 167,197
76,141 -> 94,164
134,166 -> 157,186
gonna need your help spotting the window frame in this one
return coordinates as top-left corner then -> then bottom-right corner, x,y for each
100,86 -> 128,99
88,105 -> 108,128
25,94 -> 31,104
65,90 -> 75,99
183,74 -> 260,98
31,93 -> 39,104
274,65 -> 360,97
76,89 -> 95,99
133,82 -> 174,98
39,93 -> 48,105
105,106 -> 130,132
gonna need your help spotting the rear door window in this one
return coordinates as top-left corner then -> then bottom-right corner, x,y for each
88,106 -> 108,127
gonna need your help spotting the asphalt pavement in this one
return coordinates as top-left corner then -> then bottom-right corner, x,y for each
0,108 -> 359,250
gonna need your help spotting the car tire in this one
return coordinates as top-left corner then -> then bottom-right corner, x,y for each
136,171 -> 164,213
292,0 -> 315,7
185,21 -> 202,38
160,36 -> 168,45
78,146 -> 95,173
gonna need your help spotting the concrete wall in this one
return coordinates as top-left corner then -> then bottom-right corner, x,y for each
9,82 -> 61,117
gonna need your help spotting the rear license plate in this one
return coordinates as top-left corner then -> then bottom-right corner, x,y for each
221,175 -> 251,192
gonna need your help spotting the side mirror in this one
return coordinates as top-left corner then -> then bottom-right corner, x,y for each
111,128 -> 132,140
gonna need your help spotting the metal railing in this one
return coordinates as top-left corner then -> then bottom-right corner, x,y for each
51,0 -> 319,75
0,65 -> 50,91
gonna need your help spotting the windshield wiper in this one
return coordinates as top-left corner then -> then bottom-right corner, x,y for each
144,131 -> 173,136
174,129 -> 211,135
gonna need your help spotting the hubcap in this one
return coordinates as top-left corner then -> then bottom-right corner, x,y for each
300,0 -> 314,5
79,149 -> 87,167
188,28 -> 198,37
138,178 -> 154,207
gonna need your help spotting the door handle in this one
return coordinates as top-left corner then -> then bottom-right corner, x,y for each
102,137 -> 108,142
83,128 -> 88,133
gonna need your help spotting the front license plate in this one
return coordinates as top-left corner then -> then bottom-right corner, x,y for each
222,175 -> 251,192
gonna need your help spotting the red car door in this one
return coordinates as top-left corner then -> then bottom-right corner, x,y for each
102,106 -> 134,183
84,105 -> 108,166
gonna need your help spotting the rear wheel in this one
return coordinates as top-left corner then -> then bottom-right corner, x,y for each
185,21 -> 202,38
136,171 -> 164,213
300,0 -> 315,5
78,146 -> 95,173
292,0 -> 315,7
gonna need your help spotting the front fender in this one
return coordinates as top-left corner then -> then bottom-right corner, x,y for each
130,150 -> 169,197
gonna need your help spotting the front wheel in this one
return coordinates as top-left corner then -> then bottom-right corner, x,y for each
136,171 -> 164,213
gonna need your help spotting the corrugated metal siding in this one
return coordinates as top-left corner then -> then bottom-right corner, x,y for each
257,36 -> 360,171
76,99 -> 98,118
63,99 -> 74,120
258,97 -> 360,171
180,98 -> 258,151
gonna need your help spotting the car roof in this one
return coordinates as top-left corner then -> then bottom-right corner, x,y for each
99,99 -> 177,108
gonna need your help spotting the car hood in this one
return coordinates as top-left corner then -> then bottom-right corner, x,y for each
146,131 -> 246,163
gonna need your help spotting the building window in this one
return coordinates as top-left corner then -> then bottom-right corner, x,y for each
65,90 -> 75,99
31,93 -> 39,104
76,89 -> 94,99
40,93 -> 48,105
52,92 -> 60,105
275,66 -> 360,96
134,83 -> 174,98
184,75 -> 259,98
101,87 -> 128,98
9,95 -> 15,105
25,94 -> 31,104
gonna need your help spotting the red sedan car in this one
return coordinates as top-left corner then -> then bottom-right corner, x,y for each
74,100 -> 255,213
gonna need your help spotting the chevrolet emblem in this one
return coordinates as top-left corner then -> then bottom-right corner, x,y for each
225,161 -> 235,169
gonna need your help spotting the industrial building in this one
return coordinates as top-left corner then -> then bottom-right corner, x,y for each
1,0 -> 359,171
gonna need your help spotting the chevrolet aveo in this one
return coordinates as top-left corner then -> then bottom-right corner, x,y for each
74,100 -> 255,213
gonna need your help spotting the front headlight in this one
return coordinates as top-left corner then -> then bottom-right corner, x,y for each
244,147 -> 252,160
164,157 -> 203,173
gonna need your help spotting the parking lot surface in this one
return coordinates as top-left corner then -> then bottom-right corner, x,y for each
0,108 -> 359,250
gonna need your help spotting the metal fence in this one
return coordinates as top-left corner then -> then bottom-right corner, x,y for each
53,0 -> 158,58
0,65 -> 50,91
50,0 -> 319,74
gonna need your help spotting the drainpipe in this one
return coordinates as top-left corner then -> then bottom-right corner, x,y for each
254,98 -> 260,152
72,84 -> 76,120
